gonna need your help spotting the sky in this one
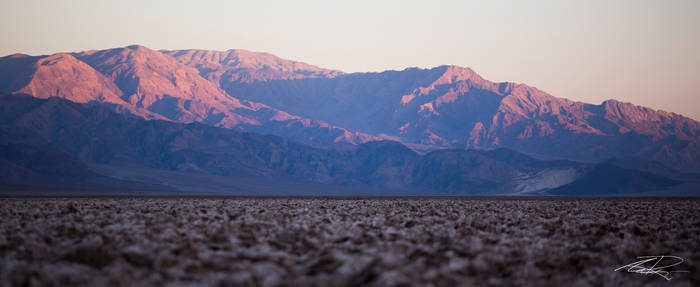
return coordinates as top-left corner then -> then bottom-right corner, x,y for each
1,0 -> 699,120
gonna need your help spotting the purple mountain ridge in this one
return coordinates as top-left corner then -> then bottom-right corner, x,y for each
1,45 -> 699,173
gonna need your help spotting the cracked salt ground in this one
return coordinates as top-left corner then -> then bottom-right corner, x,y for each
0,198 -> 698,286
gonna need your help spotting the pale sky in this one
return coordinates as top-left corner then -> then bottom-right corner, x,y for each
1,0 -> 699,120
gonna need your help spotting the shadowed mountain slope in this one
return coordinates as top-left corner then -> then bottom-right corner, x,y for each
548,163 -> 682,196
2,95 -> 645,195
0,143 -> 99,184
0,143 -> 173,190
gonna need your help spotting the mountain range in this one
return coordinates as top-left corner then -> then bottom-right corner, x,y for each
2,95 -> 695,195
1,45 -> 699,195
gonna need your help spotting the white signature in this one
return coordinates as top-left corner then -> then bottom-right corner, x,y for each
614,255 -> 688,281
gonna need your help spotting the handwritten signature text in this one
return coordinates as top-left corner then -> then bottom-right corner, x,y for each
614,255 -> 688,281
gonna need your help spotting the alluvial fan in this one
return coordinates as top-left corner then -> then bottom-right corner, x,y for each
0,198 -> 698,286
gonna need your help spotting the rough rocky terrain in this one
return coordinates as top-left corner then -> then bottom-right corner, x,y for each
1,198 -> 698,286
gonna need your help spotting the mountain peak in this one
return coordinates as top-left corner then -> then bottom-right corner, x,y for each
601,98 -> 676,122
398,65 -> 495,105
435,65 -> 486,85
37,53 -> 79,66
164,49 -> 343,83
81,45 -> 165,61
5,53 -> 32,59
125,44 -> 150,51
4,51 -> 141,112
73,45 -> 252,117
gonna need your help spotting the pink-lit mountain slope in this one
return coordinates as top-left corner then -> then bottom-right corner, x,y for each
0,53 -> 160,119
0,45 -> 376,144
214,64 -> 700,172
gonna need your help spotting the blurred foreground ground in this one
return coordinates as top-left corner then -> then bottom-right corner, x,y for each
1,198 -> 698,286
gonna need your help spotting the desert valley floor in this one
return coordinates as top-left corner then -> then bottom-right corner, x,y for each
1,197 -> 698,286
